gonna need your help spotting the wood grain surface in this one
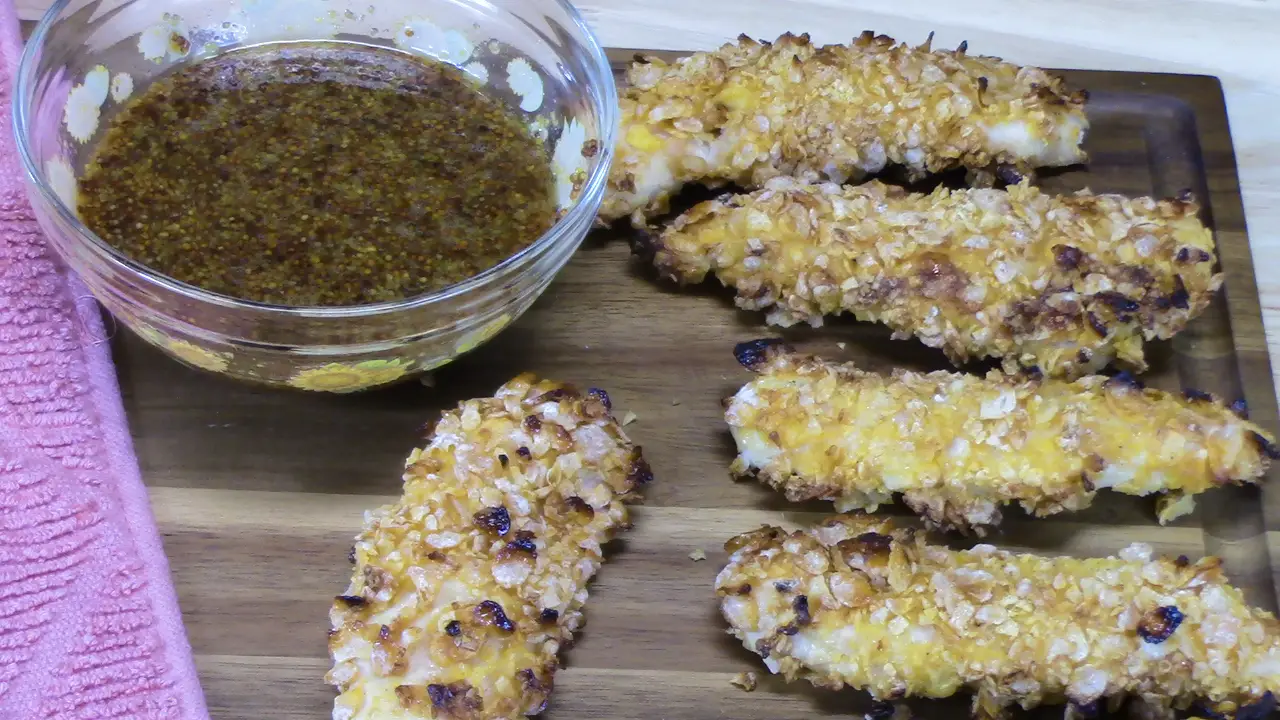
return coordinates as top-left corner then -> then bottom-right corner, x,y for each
93,58 -> 1280,718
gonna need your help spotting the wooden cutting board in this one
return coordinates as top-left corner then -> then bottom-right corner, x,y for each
111,55 -> 1280,719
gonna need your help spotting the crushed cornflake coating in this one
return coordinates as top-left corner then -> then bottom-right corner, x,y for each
716,514 -> 1280,719
725,341 -> 1277,533
650,178 -> 1220,378
730,671 -> 758,692
602,31 -> 1088,223
327,374 -> 653,720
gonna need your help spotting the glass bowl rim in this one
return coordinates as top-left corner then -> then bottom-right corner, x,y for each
11,0 -> 619,320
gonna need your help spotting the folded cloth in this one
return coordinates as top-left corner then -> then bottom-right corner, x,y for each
0,3 -> 209,718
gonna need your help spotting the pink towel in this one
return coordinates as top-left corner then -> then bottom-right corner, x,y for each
0,4 -> 209,719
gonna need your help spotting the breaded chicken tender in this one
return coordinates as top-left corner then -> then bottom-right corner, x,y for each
726,340 -> 1277,533
326,376 -> 652,720
651,178 -> 1220,377
716,514 -> 1280,719
603,31 -> 1088,223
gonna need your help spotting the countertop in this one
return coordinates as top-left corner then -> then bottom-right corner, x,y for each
15,0 -> 1280,390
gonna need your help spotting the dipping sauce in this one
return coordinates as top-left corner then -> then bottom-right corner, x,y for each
78,42 -> 557,307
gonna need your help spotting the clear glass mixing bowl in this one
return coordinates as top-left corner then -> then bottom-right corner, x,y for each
14,0 -> 616,393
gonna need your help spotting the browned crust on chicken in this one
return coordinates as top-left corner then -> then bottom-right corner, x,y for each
655,179 -> 1220,377
604,31 -> 1088,223
327,376 -> 651,719
717,514 -> 1280,719
726,343 -> 1276,533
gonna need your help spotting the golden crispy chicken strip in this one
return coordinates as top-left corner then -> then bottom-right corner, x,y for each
603,31 -> 1088,223
650,178 -> 1220,377
716,514 -> 1280,719
726,341 -> 1277,533
327,376 -> 652,720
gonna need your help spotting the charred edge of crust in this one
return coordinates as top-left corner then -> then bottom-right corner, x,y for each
862,529 -> 896,545
498,530 -> 538,561
474,600 -> 516,633
1198,692 -> 1280,720
733,338 -> 794,371
1177,247 -> 1214,264
564,495 -> 595,519
754,635 -> 776,658
532,387 -> 578,405
627,449 -> 654,486
335,594 -> 366,607
1095,291 -> 1139,314
424,682 -> 482,716
1137,605 -> 1184,644
1086,311 -> 1108,338
515,668 -> 554,714
995,164 -> 1027,185
1239,692 -> 1278,720
1053,244 -> 1084,270
473,506 -> 511,535
629,226 -> 661,260
1249,431 -> 1280,460
1182,388 -> 1215,403
724,526 -> 783,553
1231,398 -> 1249,419
586,387 -> 612,410
1169,274 -> 1190,310
1105,371 -> 1144,390
836,531 -> 896,565
792,595 -> 812,626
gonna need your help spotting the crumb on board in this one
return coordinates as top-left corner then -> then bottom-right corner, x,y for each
671,399 -> 681,406
730,671 -> 758,692
621,410 -> 637,426
689,549 -> 706,561
837,342 -> 847,350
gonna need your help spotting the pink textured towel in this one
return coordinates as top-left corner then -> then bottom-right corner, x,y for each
0,4 -> 209,719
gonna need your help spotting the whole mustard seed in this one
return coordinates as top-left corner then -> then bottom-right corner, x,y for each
78,42 -> 557,307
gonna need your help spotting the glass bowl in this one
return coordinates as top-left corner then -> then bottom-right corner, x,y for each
14,0 -> 617,393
